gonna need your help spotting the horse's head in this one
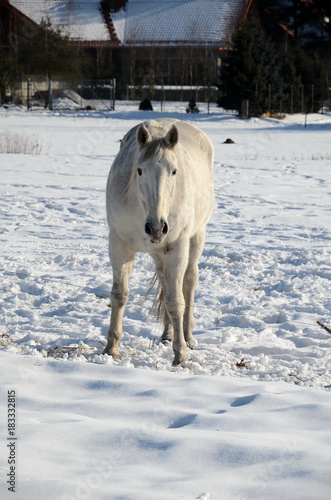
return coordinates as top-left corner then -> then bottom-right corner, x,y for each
135,123 -> 179,244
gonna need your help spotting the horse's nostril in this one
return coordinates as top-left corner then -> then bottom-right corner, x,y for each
145,220 -> 168,239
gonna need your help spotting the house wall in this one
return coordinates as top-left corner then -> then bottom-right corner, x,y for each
0,3 -> 10,51
0,1 -> 39,58
113,45 -> 220,86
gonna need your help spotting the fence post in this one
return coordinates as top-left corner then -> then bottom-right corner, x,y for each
311,84 -> 314,113
161,81 -> 164,112
27,78 -> 30,110
48,79 -> 53,110
241,99 -> 249,119
255,82 -> 258,115
112,78 -> 116,110
268,83 -> 271,115
301,84 -> 304,113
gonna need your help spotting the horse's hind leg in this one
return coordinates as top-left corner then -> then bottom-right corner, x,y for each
104,235 -> 134,360
161,307 -> 173,343
183,230 -> 206,349
151,258 -> 173,344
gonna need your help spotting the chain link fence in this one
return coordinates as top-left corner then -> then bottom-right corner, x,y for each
7,77 -> 330,115
10,78 -> 116,111
11,78 -> 216,111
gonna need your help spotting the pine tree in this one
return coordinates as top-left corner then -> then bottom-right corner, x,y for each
16,18 -> 88,79
257,0 -> 330,109
218,16 -> 280,115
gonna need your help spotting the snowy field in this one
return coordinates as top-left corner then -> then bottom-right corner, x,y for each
1,102 -> 331,499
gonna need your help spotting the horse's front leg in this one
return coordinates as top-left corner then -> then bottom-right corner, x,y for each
183,229 -> 206,349
104,236 -> 134,361
155,241 -> 189,366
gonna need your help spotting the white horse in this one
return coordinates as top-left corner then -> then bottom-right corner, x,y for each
104,118 -> 214,365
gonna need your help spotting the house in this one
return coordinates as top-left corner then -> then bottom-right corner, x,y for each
110,0 -> 254,86
6,0 -> 120,47
3,0 -> 254,87
0,0 -> 39,59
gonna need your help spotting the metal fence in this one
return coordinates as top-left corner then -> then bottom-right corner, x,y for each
118,84 -> 219,103
12,78 -> 116,110
8,77 -> 330,115
247,83 -> 330,116
13,78 -> 216,110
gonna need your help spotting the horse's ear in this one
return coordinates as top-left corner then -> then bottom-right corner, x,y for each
137,123 -> 152,148
165,124 -> 178,149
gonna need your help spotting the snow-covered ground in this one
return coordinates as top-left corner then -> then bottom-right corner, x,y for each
1,103 -> 331,499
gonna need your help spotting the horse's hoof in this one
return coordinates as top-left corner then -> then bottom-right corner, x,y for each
161,332 -> 173,343
172,353 -> 187,367
103,347 -> 122,361
112,352 -> 122,362
186,338 -> 196,350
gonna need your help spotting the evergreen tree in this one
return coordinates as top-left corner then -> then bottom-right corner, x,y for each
16,18 -> 89,79
276,50 -> 301,113
218,17 -> 280,115
257,0 -> 330,109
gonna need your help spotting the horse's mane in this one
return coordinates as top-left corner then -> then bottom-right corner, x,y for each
139,137 -> 167,162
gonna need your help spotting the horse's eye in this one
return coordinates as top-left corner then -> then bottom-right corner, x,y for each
137,168 -> 142,176
172,169 -> 177,176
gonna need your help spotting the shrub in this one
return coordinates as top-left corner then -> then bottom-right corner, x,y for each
0,132 -> 43,154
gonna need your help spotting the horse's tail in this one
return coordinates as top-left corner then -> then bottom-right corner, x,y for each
153,281 -> 165,322
140,273 -> 165,321
143,273 -> 185,321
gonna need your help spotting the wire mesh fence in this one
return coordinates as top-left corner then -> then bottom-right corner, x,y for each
8,77 -> 330,116
245,83 -> 330,117
119,84 -> 219,104
12,78 -> 116,111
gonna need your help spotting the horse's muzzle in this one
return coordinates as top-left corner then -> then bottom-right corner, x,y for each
145,219 -> 168,243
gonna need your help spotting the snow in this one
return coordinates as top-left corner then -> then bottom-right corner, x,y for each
9,0 -> 249,46
1,103 -> 331,499
53,90 -> 88,110
9,0 -> 109,42
112,0 -> 249,46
